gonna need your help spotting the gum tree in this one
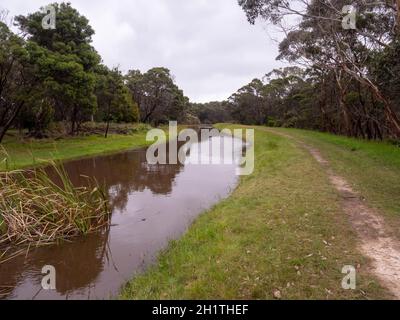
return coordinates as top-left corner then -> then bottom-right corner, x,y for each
126,68 -> 188,125
94,65 -> 139,138
15,3 -> 101,135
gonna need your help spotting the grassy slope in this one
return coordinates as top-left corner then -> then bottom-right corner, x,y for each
276,128 -> 400,232
0,131 -> 152,171
120,125 -> 390,299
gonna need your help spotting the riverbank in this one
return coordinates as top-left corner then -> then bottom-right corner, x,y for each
0,125 -> 154,241
0,127 -> 154,171
120,125 -> 398,299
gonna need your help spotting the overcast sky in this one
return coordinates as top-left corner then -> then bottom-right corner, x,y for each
1,0 -> 285,102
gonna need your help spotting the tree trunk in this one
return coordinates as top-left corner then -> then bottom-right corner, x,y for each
104,120 -> 110,138
341,65 -> 400,138
70,118 -> 76,136
397,0 -> 400,33
335,72 -> 352,136
104,100 -> 112,138
70,105 -> 78,136
0,101 -> 25,143
369,84 -> 400,138
0,127 -> 7,144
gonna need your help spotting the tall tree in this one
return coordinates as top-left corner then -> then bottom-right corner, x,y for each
15,3 -> 101,135
94,65 -> 139,137
126,67 -> 188,125
229,79 -> 267,125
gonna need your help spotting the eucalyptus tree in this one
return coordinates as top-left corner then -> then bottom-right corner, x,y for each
15,3 -> 101,135
229,78 -> 267,125
94,65 -> 139,137
126,68 -> 188,125
227,67 -> 313,128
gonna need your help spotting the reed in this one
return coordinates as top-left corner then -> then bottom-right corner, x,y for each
0,161 -> 110,252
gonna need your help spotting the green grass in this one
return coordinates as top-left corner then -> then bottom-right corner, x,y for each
120,125 -> 390,299
0,131 -> 153,171
274,128 -> 400,231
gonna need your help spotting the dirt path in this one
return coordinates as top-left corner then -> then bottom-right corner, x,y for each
265,128 -> 400,299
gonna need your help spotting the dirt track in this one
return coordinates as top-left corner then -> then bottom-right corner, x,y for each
266,128 -> 400,299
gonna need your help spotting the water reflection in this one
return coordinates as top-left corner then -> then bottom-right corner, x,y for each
0,229 -> 110,299
0,135 -> 241,300
63,147 -> 185,211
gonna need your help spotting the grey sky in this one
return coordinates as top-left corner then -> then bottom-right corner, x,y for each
1,0 -> 284,102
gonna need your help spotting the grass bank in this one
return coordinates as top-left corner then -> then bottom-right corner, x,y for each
120,125 -> 390,299
0,131 -> 151,171
274,128 -> 400,232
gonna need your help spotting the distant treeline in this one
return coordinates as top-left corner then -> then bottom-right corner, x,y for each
0,3 -> 192,142
224,64 -> 400,141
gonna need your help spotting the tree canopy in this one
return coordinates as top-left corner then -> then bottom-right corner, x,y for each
126,67 -> 189,125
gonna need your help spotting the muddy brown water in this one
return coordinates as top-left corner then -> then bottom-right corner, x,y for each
0,135 -> 242,300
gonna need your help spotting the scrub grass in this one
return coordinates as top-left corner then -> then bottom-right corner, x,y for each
120,125 -> 390,299
0,161 -> 109,263
274,128 -> 400,233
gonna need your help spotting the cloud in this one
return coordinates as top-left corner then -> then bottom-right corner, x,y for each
1,0 -> 285,102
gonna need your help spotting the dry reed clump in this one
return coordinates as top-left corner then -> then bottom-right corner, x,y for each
0,162 -> 110,251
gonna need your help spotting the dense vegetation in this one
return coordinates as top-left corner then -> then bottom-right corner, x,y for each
189,101 -> 233,124
0,3 -> 192,142
225,0 -> 400,140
